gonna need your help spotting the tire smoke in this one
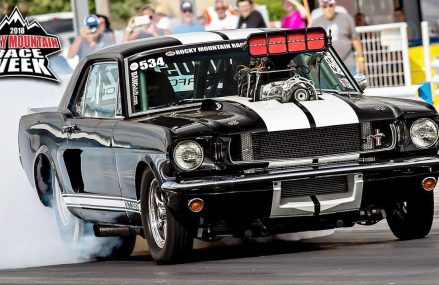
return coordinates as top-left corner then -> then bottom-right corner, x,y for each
0,78 -> 121,269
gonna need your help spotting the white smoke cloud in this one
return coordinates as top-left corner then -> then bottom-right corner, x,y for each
0,77 -> 336,269
0,78 -> 120,269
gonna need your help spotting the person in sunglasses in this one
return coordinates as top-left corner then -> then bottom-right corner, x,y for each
173,1 -> 204,34
310,0 -> 365,75
205,0 -> 238,31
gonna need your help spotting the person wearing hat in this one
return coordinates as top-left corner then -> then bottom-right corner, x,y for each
173,1 -> 204,34
68,14 -> 115,59
310,0 -> 365,75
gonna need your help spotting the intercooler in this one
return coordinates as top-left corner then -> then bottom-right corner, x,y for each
239,122 -> 394,162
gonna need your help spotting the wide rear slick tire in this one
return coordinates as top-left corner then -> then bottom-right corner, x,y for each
140,170 -> 194,264
385,185 -> 434,240
51,166 -> 84,244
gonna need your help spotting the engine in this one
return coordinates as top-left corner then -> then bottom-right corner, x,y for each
234,58 -> 318,103
259,75 -> 317,103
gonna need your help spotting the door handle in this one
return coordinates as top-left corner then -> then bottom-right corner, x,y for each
61,123 -> 80,134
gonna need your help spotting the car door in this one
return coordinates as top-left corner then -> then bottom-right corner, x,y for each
62,61 -> 128,223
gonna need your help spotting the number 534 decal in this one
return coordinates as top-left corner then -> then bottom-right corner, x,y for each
139,57 -> 165,70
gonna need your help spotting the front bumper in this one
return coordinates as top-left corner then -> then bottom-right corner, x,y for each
162,156 -> 439,225
162,157 -> 439,191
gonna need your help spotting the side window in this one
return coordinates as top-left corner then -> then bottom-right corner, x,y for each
73,62 -> 121,118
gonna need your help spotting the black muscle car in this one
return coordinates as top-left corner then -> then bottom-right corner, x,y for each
19,28 -> 439,264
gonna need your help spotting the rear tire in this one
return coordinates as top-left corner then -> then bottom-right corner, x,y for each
140,170 -> 194,264
51,167 -> 85,244
385,185 -> 434,240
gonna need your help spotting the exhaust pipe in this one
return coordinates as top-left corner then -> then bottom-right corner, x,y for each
93,224 -> 143,237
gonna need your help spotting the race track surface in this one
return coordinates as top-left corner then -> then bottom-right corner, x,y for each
2,194 -> 439,285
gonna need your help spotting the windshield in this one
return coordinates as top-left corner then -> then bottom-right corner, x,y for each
127,41 -> 358,114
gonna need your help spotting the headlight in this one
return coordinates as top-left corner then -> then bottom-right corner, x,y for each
173,140 -> 204,171
410,118 -> 439,148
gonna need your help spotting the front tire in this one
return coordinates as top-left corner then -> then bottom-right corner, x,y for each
385,185 -> 434,240
140,170 -> 194,264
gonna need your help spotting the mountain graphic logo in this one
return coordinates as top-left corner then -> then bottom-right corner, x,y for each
0,6 -> 61,81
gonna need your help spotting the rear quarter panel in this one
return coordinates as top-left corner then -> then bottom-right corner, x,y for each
18,112 -> 67,187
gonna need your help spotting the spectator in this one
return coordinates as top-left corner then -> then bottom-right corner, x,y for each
96,14 -> 116,42
236,0 -> 266,29
205,0 -> 238,31
310,4 -> 347,21
310,0 -> 364,75
173,1 -> 204,34
354,12 -> 367,26
281,0 -> 306,29
393,7 -> 419,41
204,0 -> 237,28
123,5 -> 155,41
68,14 -> 114,59
154,5 -> 172,35
123,5 -> 171,41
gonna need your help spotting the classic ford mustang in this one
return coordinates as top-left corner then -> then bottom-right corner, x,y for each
19,28 -> 439,264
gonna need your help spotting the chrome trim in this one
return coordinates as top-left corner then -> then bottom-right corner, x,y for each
360,123 -> 397,154
318,153 -> 359,164
161,157 -> 439,191
270,174 -> 363,217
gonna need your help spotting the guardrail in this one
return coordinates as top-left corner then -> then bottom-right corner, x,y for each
356,23 -> 411,88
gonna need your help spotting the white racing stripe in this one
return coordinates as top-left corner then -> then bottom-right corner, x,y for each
218,29 -> 264,40
300,94 -> 359,127
62,194 -> 140,213
170,32 -> 224,44
221,96 -> 310,131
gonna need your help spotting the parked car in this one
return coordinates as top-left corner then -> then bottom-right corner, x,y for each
19,28 -> 439,264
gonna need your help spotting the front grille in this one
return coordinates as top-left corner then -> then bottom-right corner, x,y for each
251,124 -> 362,160
281,176 -> 348,198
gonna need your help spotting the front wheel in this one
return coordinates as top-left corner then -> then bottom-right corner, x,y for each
140,170 -> 194,264
385,185 -> 434,240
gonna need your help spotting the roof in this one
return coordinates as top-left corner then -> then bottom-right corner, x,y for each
89,29 -> 273,60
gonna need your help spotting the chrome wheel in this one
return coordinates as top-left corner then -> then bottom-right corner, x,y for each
148,178 -> 167,248
52,172 -> 81,244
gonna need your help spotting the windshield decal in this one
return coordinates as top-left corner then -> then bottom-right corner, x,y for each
324,54 -> 345,76
164,42 -> 245,57
339,77 -> 353,89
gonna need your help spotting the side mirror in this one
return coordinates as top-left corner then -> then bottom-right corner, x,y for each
354,73 -> 368,91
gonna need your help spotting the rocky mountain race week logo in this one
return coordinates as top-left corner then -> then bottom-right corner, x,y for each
0,6 -> 61,81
